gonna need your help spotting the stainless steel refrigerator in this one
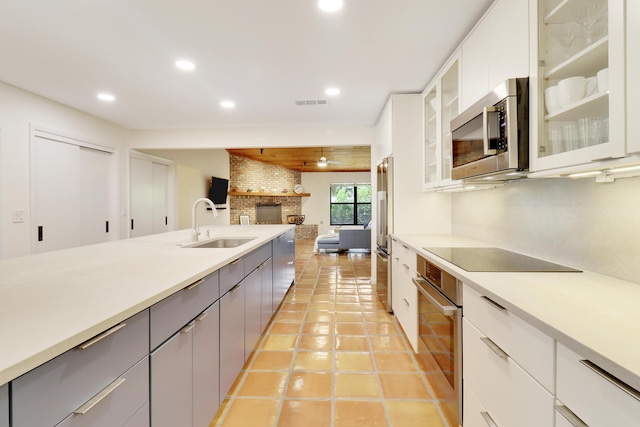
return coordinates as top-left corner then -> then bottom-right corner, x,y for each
375,156 -> 393,312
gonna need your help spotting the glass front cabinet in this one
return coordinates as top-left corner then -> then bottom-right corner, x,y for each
529,0 -> 627,173
422,53 -> 461,190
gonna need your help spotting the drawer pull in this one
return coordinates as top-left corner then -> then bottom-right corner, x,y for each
185,278 -> 206,290
180,323 -> 195,334
403,298 -> 410,307
402,244 -> 409,249
480,295 -> 506,311
579,359 -> 640,402
402,263 -> 410,270
258,263 -> 265,270
480,411 -> 499,427
196,312 -> 209,322
480,337 -> 509,360
554,404 -> 589,427
230,258 -> 242,265
74,377 -> 126,415
77,322 -> 126,350
288,261 -> 294,265
229,283 -> 242,293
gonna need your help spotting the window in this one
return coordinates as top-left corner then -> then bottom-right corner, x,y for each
330,183 -> 372,226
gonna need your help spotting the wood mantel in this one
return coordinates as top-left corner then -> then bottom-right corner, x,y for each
228,191 -> 310,197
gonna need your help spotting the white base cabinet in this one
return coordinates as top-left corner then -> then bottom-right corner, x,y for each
557,342 -> 640,427
0,384 -> 7,427
391,239 -> 418,352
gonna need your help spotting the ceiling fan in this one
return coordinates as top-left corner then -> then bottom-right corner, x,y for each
317,147 -> 341,167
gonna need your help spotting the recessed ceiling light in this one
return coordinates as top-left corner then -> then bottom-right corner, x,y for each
97,93 -> 115,102
175,60 -> 196,70
318,0 -> 344,12
220,100 -> 236,109
325,87 -> 341,96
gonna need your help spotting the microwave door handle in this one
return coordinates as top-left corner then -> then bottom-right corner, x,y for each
483,106 -> 497,155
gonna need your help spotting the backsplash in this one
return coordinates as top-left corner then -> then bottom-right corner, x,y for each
451,176 -> 640,285
229,154 -> 302,224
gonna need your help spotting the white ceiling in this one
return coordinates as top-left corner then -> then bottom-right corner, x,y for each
0,0 -> 493,130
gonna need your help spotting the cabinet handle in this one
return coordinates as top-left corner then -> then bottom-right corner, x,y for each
230,258 -> 242,265
74,377 -> 126,415
196,312 -> 209,322
77,323 -> 126,350
579,359 -> 640,402
402,244 -> 409,249
402,263 -> 410,270
288,261 -> 294,265
480,337 -> 509,360
180,323 -> 195,334
402,298 -> 410,307
480,295 -> 506,311
229,282 -> 242,293
480,411 -> 499,427
185,278 -> 206,290
394,257 -> 399,261
288,240 -> 294,243
258,263 -> 265,270
554,404 -> 589,427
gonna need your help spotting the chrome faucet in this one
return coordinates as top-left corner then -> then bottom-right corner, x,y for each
191,198 -> 218,242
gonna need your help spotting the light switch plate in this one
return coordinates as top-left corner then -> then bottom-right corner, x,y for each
12,209 -> 25,223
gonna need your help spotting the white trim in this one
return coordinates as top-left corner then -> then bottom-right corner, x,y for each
30,123 -> 116,154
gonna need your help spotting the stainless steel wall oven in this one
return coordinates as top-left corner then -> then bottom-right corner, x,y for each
414,255 -> 462,427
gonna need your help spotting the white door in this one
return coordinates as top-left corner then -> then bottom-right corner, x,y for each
152,162 -> 169,234
32,136 -> 82,253
79,147 -> 115,245
129,157 -> 153,238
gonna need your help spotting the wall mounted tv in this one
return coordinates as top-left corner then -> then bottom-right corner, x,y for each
208,177 -> 229,205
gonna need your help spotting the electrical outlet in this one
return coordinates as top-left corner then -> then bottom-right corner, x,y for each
12,209 -> 25,223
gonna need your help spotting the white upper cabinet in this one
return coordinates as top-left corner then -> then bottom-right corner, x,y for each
529,0 -> 626,173
423,53 -> 462,190
627,0 -> 640,154
461,0 -> 529,111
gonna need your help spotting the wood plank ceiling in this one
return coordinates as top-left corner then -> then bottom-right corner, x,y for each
226,146 -> 371,173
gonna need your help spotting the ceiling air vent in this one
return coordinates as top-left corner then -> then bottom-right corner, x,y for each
295,99 -> 328,106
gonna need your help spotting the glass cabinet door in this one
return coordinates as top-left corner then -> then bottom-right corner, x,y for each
423,84 -> 439,189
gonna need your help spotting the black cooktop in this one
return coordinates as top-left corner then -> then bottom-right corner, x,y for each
422,247 -> 581,273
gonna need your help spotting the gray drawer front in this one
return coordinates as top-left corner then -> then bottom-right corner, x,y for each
220,258 -> 245,295
150,270 -> 219,349
244,243 -> 272,274
12,309 -> 149,427
55,356 -> 149,427
0,383 -> 8,427
123,402 -> 149,427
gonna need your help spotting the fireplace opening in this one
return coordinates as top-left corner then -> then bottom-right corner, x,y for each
256,203 -> 282,224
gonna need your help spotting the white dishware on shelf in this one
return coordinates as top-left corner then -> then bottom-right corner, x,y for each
551,21 -> 581,59
558,76 -> 586,108
585,76 -> 598,97
597,67 -> 609,93
545,85 -> 561,114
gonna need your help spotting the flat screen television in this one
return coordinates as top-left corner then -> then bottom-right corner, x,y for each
208,177 -> 229,204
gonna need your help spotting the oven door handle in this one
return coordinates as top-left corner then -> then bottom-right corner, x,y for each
412,277 -> 457,317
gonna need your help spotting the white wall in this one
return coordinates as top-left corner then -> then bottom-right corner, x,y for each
0,82 -> 131,259
140,149 -> 231,228
452,176 -> 640,284
301,172 -> 372,235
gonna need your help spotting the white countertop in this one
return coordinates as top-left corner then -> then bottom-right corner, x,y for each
0,225 -> 293,386
394,234 -> 640,392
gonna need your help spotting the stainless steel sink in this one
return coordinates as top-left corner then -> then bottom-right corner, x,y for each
184,237 -> 256,249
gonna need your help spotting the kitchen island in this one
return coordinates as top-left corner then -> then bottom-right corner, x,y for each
0,224 -> 295,427
394,234 -> 640,427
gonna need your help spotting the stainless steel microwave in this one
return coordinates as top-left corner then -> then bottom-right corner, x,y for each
450,78 -> 529,180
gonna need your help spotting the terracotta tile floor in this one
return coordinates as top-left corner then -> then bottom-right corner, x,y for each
211,239 -> 451,427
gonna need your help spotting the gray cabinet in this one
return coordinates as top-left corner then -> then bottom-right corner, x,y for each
56,356 -> 149,427
193,303 -> 220,427
220,281 -> 245,399
12,310 -> 149,427
260,258 -> 274,331
0,383 -> 7,427
124,402 -> 149,427
244,269 -> 262,361
150,270 -> 219,350
151,322 -> 193,427
272,228 -> 295,311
